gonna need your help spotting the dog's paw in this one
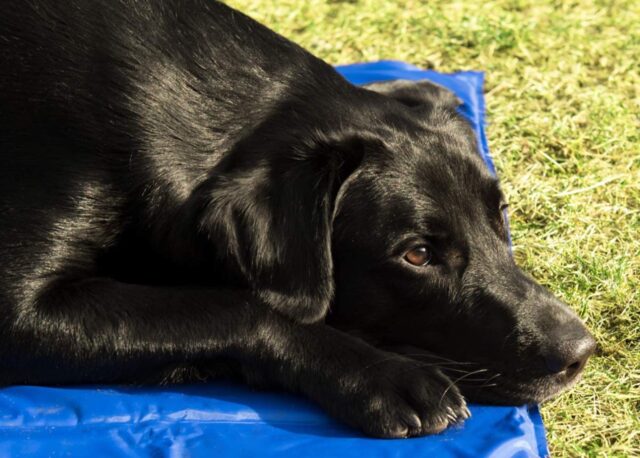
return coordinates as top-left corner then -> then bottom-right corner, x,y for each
324,353 -> 470,438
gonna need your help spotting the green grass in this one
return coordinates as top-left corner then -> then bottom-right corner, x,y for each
227,1 -> 639,455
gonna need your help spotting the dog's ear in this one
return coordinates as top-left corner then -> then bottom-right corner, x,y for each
363,79 -> 462,110
197,129 -> 373,323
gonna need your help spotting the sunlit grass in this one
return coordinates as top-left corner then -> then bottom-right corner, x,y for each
227,1 -> 639,455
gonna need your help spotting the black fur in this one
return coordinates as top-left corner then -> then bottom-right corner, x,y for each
0,0 -> 595,438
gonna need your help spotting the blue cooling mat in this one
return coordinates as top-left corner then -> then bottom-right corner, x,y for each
0,61 -> 549,458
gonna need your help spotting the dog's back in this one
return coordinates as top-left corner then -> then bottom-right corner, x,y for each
0,0 -> 344,300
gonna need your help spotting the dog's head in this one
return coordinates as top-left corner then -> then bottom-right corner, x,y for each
200,77 -> 595,404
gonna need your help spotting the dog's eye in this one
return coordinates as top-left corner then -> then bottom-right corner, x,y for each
404,246 -> 432,266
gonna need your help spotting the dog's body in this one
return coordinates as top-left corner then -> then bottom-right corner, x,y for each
0,0 -> 595,438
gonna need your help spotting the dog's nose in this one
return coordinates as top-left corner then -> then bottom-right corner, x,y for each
544,332 -> 597,379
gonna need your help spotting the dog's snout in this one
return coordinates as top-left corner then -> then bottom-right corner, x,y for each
544,331 -> 596,379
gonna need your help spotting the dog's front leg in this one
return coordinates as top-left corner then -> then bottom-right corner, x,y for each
4,277 -> 468,437
3,279 -> 269,385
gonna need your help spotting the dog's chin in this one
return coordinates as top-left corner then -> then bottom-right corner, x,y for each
457,370 -> 584,405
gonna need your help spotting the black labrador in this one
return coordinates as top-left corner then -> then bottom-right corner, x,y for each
0,0 -> 595,438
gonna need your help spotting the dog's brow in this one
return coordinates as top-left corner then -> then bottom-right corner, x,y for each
418,217 -> 450,238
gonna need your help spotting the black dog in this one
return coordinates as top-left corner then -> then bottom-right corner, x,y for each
0,0 -> 595,438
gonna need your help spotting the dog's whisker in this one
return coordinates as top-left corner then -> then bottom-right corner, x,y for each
390,351 -> 479,366
395,362 -> 457,376
359,349 -> 483,375
452,371 -> 502,388
454,377 -> 492,383
438,369 -> 493,406
357,356 -> 444,374
478,373 -> 503,388
359,355 -> 485,380
438,367 -> 480,374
